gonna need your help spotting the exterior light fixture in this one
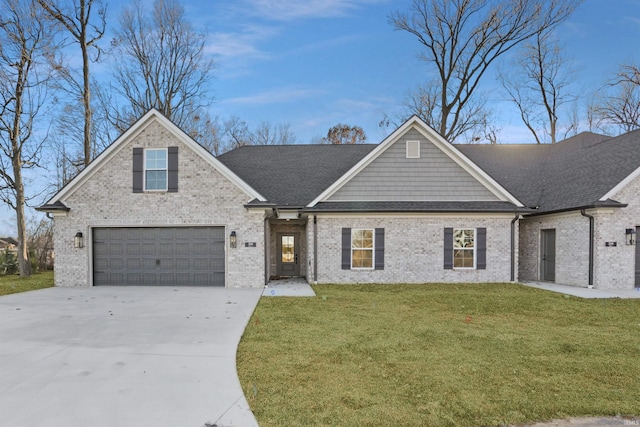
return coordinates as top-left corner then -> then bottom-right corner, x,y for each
626,228 -> 636,245
230,231 -> 237,248
74,231 -> 84,249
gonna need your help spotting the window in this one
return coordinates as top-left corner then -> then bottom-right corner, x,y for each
144,148 -> 168,191
342,228 -> 384,270
453,228 -> 475,269
351,229 -> 374,269
406,140 -> 420,158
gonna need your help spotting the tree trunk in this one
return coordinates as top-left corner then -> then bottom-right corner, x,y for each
82,36 -> 92,166
11,151 -> 31,277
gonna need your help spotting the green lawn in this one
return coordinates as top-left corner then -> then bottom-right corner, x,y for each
0,270 -> 54,296
237,283 -> 640,427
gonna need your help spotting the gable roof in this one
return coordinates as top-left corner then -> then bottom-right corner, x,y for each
456,131 -> 640,214
307,116 -> 524,207
217,144 -> 377,206
39,109 -> 265,211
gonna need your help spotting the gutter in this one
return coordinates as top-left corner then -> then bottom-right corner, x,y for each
511,214 -> 519,282
580,209 -> 594,288
523,202 -> 626,218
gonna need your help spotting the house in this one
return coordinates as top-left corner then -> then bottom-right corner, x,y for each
37,109 -> 640,290
0,237 -> 17,253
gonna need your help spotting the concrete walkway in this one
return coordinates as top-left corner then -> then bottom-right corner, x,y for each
521,281 -> 640,298
0,286 -> 262,427
263,278 -> 316,297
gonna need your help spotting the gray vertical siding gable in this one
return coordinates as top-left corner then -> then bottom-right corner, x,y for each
328,129 -> 499,202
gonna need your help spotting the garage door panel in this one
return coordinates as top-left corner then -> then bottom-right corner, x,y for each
93,227 -> 225,286
142,243 -> 156,256
126,272 -> 141,285
142,258 -> 156,270
175,243 -> 189,255
110,258 -> 124,270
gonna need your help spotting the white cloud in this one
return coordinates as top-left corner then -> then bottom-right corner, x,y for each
221,86 -> 324,106
206,24 -> 278,59
243,0 -> 389,21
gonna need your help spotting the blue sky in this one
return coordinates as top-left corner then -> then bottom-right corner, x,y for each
1,0 -> 639,237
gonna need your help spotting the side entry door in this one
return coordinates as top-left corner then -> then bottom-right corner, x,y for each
540,229 -> 556,282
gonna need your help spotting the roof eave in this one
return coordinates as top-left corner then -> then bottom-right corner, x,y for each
522,202 -> 628,217
35,201 -> 70,213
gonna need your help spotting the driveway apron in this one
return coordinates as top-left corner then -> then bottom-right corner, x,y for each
0,286 -> 262,427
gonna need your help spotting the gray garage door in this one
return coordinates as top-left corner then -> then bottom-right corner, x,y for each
93,227 -> 225,286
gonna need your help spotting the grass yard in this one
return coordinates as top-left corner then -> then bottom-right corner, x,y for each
0,270 -> 54,296
237,283 -> 640,427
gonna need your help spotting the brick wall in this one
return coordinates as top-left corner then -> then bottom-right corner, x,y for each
518,172 -> 640,290
591,174 -> 640,289
308,214 -> 516,284
53,118 -> 265,288
518,212 -> 590,286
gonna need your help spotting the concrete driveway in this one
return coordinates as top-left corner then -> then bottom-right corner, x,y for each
0,286 -> 262,427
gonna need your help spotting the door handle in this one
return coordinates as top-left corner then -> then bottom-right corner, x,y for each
295,254 -> 298,264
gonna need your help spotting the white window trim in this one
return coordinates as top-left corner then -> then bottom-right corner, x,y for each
406,140 -> 420,159
453,228 -> 476,270
351,228 -> 375,270
144,148 -> 168,191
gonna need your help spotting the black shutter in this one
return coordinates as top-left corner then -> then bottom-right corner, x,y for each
168,146 -> 178,192
444,228 -> 453,270
476,227 -> 487,270
132,147 -> 143,193
341,228 -> 351,270
374,228 -> 384,270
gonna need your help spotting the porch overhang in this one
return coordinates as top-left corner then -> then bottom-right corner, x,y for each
274,208 -> 302,220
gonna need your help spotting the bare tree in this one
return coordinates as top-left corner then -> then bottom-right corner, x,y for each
0,0 -> 57,277
389,0 -> 581,142
27,216 -> 53,271
323,124 -> 367,144
187,111 -> 223,155
499,32 -> 576,144
37,0 -> 106,166
110,0 -> 215,133
249,122 -> 297,146
221,116 -> 251,151
587,64 -> 640,135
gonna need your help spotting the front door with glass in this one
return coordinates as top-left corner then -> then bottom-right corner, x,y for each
276,233 -> 299,276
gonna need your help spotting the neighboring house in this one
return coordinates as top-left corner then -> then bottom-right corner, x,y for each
37,109 -> 640,290
0,237 -> 17,253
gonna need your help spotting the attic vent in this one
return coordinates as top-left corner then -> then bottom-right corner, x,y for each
406,140 -> 420,158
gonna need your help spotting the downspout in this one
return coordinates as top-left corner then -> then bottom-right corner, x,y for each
313,215 -> 318,284
511,214 -> 519,282
264,215 -> 269,286
580,209 -> 594,288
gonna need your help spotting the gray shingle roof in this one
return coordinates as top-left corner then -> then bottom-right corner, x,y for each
217,144 -> 377,206
456,131 -> 640,213
219,129 -> 640,215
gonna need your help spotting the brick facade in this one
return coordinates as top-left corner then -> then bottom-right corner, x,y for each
518,212 -> 590,286
518,173 -> 640,290
307,214 -> 517,284
52,118 -> 265,288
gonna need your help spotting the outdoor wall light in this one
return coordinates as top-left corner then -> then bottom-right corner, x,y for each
626,228 -> 636,245
230,231 -> 237,248
74,231 -> 84,249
